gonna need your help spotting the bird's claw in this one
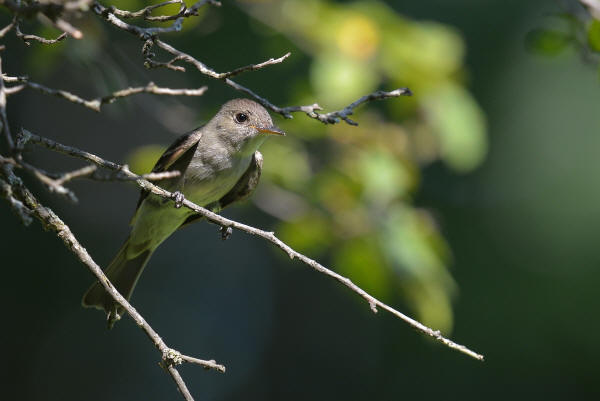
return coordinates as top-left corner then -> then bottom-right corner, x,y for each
172,191 -> 185,208
107,305 -> 121,330
220,226 -> 233,241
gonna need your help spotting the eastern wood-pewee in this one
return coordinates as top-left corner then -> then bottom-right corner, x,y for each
82,98 -> 284,327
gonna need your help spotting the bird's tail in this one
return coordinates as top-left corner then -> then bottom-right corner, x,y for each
82,239 -> 153,328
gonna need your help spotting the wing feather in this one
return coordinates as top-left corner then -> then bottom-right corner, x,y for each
133,128 -> 203,212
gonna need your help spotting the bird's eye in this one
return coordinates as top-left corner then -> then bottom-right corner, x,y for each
234,113 -> 248,124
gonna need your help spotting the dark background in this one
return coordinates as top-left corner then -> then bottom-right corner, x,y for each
2,0 -> 600,400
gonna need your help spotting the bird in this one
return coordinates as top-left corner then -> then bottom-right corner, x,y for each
82,98 -> 285,327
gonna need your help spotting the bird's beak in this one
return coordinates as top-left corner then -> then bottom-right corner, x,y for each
256,125 -> 286,136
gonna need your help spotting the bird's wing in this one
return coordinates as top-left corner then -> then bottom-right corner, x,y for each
133,127 -> 203,212
178,150 -> 263,229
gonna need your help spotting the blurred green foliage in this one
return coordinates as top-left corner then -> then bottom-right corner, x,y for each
7,1 -> 600,399
587,19 -> 600,51
240,0 -> 487,333
526,3 -> 600,73
525,28 -> 571,56
19,0 -> 488,333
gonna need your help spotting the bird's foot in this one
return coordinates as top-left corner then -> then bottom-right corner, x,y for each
171,191 -> 185,208
107,305 -> 122,330
220,226 -> 233,241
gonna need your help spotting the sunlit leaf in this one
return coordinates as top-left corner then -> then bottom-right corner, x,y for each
588,20 -> 600,52
335,13 -> 380,60
333,237 -> 390,297
357,149 -> 415,205
422,84 -> 487,172
525,28 -> 570,56
310,54 -> 378,108
380,205 -> 456,331
278,212 -> 332,255
260,138 -> 312,190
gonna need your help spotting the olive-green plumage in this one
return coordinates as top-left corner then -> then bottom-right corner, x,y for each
82,99 -> 284,327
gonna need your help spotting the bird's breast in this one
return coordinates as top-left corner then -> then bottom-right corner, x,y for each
182,151 -> 252,207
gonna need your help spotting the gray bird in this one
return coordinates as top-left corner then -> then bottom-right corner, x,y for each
82,98 -> 284,327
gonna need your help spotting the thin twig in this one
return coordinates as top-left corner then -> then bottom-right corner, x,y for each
94,2 -> 184,39
15,22 -> 67,46
1,0 -> 93,15
51,165 -> 181,184
39,14 -> 83,39
226,79 -> 413,124
106,0 -> 221,22
0,56 -> 14,149
2,76 -> 207,112
163,348 -> 226,372
180,355 -> 226,372
21,129 -> 484,362
282,88 -> 413,125
155,38 -> 291,79
142,38 -> 187,71
108,0 -> 184,20
581,0 -> 600,19
0,17 -> 17,38
0,155 -> 182,203
53,164 -> 98,185
0,173 -> 33,225
0,154 -> 79,202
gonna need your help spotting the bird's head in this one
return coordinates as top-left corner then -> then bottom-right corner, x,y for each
212,98 -> 285,155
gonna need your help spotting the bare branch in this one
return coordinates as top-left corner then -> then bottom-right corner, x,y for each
0,173 -> 33,225
44,164 -> 181,185
142,38 -> 186,71
0,56 -> 14,149
226,79 -> 412,125
581,0 -> 600,19
180,355 -> 226,372
93,3 -> 184,39
0,163 -> 224,401
15,22 -> 67,46
52,164 -> 98,185
280,88 -> 413,125
165,365 -> 194,401
1,0 -> 93,17
163,349 -> 226,373
92,5 -> 290,79
154,38 -> 291,79
37,13 -> 83,39
0,153 -> 182,204
2,76 -> 207,112
142,170 -> 182,181
108,0 -> 184,20
106,0 -> 221,22
20,129 -> 484,362
0,154 -> 79,202
100,82 -> 208,107
0,17 -> 17,38
3,84 -> 25,95
1,74 -> 26,83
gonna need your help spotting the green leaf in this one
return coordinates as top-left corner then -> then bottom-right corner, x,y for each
333,238 -> 390,298
278,212 -> 332,256
422,84 -> 488,172
525,28 -> 570,56
588,20 -> 600,52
